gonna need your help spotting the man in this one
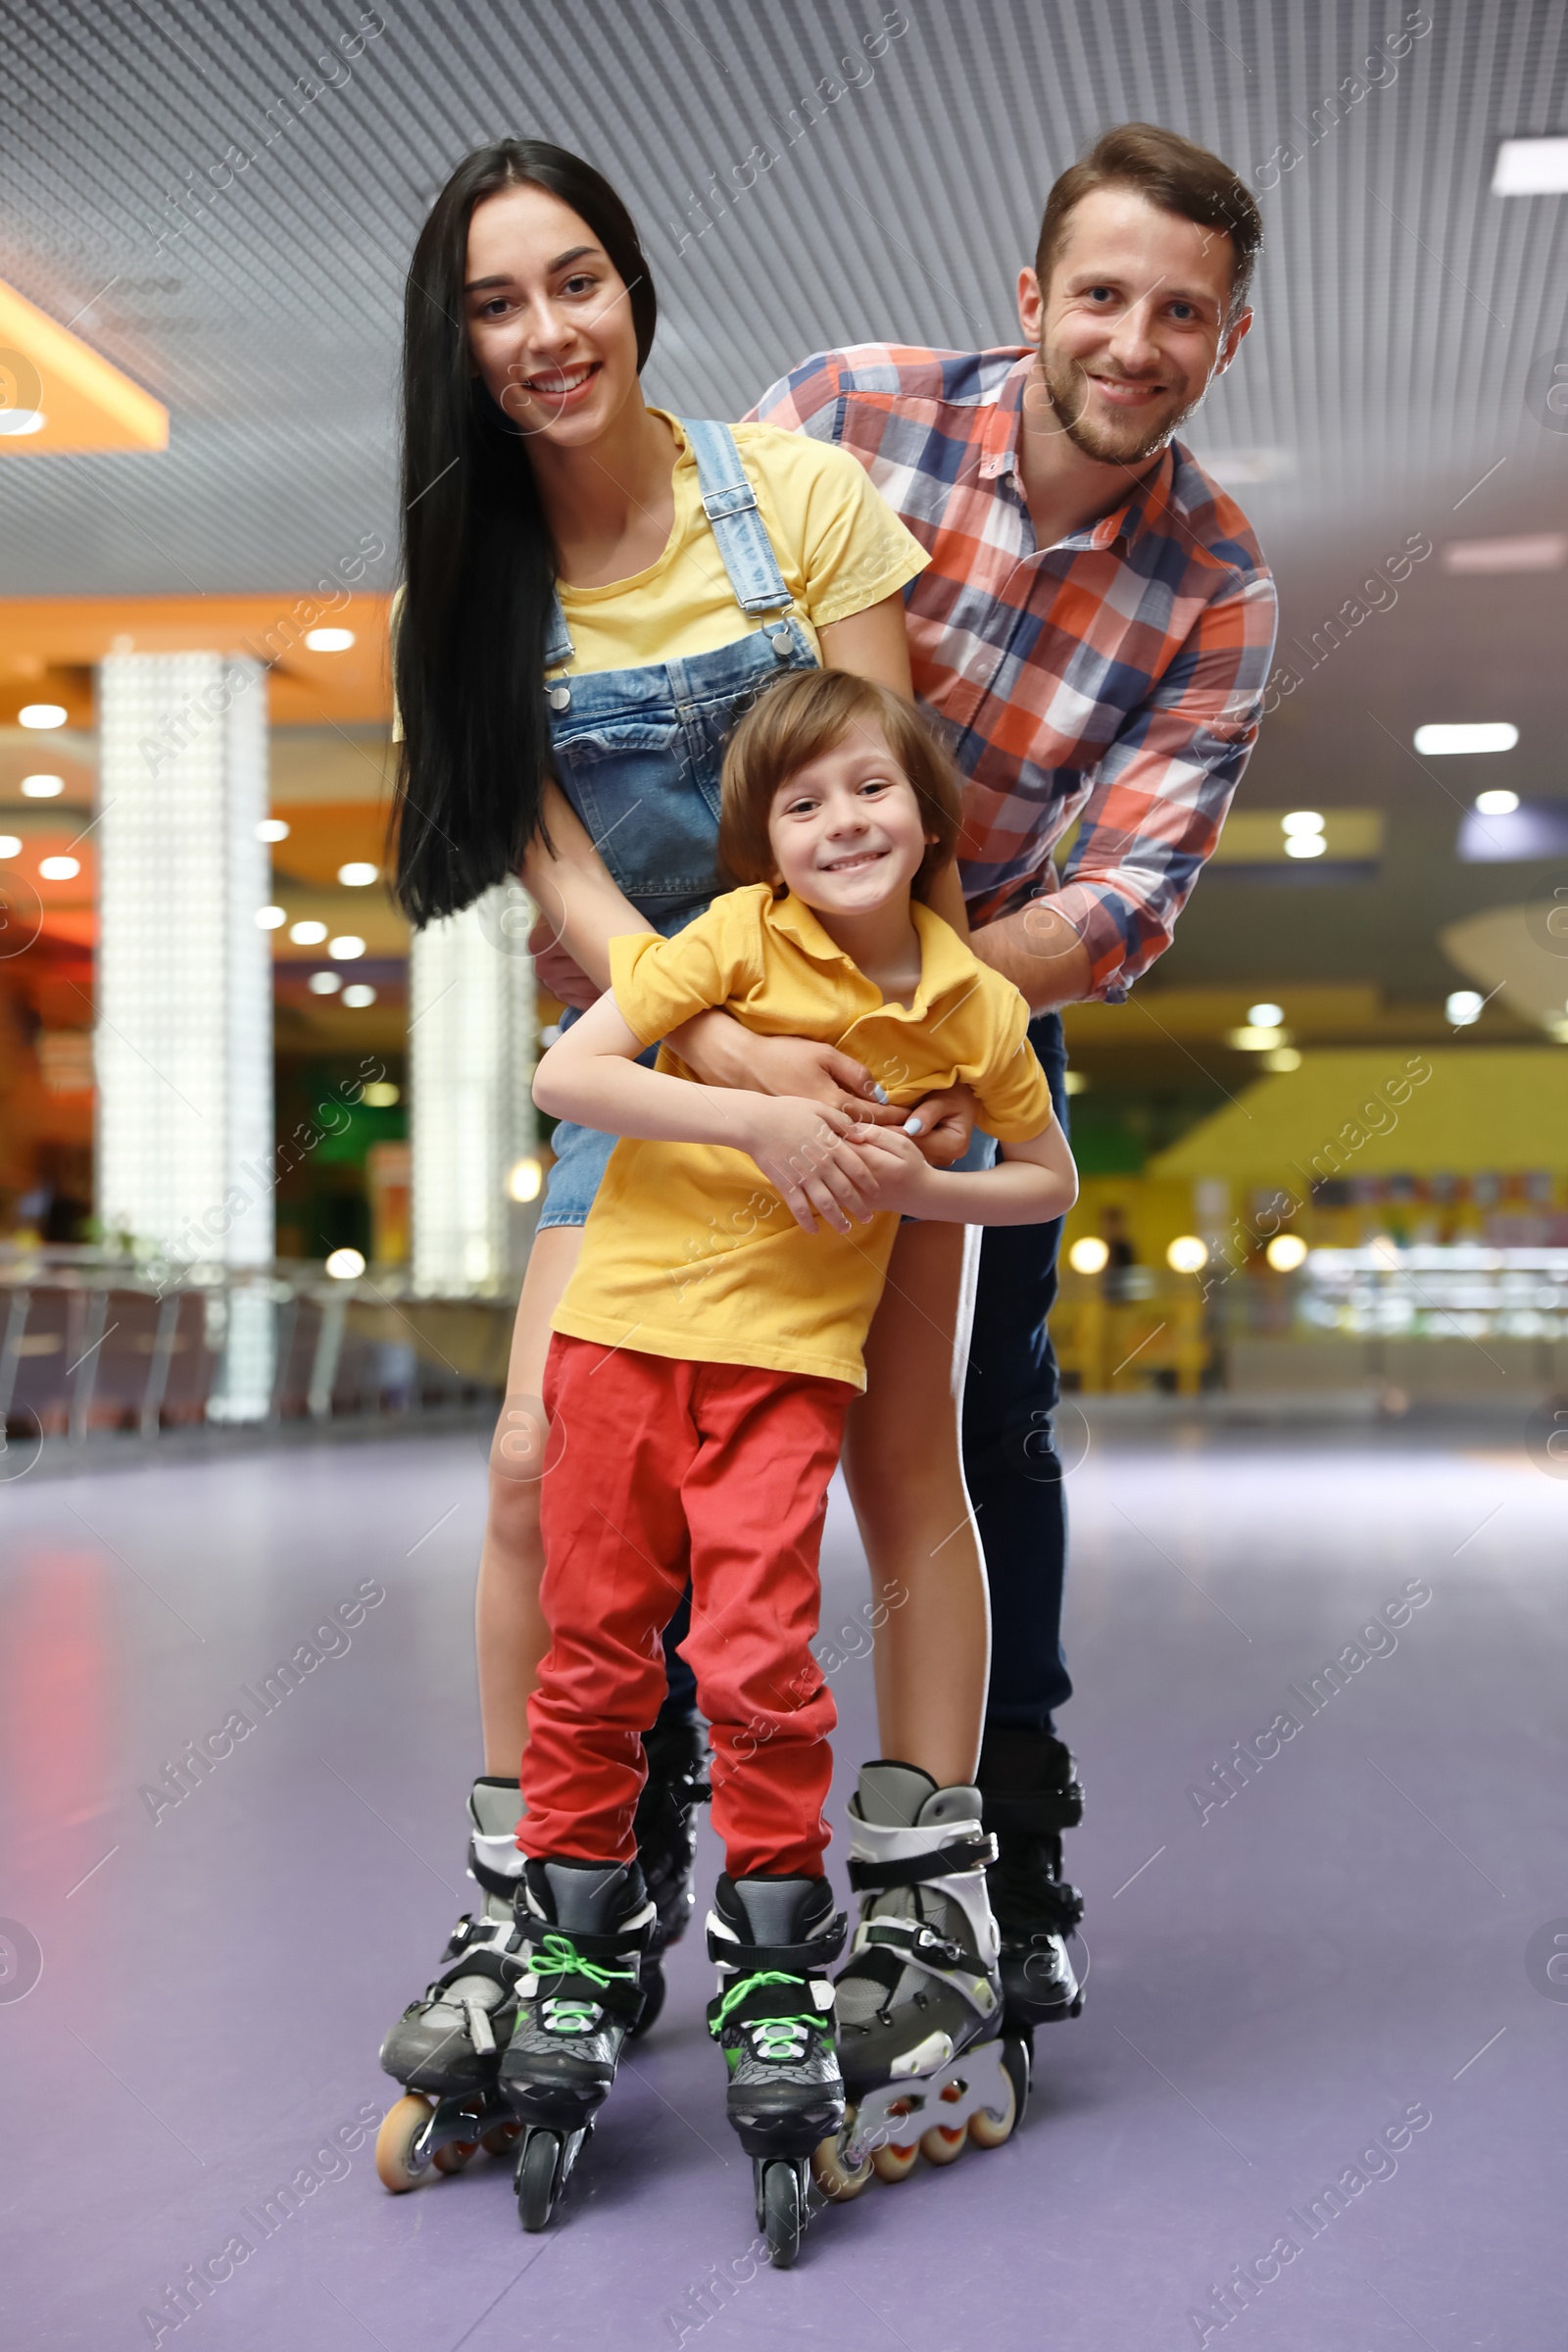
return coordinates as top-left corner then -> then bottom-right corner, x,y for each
750,122 -> 1277,2032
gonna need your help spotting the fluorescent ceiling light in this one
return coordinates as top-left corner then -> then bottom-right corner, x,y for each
19,703 -> 68,728
1475,789 -> 1519,815
1493,136 -> 1568,194
1285,834 -> 1327,858
1414,722 -> 1518,755
1443,533 -> 1566,573
21,773 -> 64,797
305,627 -> 356,653
39,855 -> 79,879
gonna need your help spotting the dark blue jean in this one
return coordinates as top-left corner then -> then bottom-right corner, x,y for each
659,1011 -> 1071,1736
961,1011 -> 1071,1734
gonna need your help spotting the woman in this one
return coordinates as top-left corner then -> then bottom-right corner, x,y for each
376,140 -> 998,2180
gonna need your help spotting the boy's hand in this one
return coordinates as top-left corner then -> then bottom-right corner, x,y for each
733,1096 -> 885,1235
841,1123 -> 941,1218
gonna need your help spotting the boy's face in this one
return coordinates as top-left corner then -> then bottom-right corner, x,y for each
765,725 -> 934,918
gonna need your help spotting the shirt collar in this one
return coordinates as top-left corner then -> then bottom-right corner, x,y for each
768,890 -> 981,1021
986,356 -> 1178,556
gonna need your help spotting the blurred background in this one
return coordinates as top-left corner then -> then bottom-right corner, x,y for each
2,0 -> 1566,1441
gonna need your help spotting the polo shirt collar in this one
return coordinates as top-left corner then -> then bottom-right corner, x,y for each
768,890 -> 979,1020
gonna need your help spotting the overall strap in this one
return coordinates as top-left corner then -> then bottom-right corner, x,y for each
543,592 -> 574,674
682,417 -> 794,618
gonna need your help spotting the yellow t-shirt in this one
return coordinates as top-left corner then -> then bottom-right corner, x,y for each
548,412 -> 928,673
552,886 -> 1055,1390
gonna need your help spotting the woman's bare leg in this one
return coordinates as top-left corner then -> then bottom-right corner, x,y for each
840,1220 -> 988,1789
476,1225 -> 583,1775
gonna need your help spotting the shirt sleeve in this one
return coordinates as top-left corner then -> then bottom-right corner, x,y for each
745,349 -> 848,441
1054,570 -> 1279,1002
607,893 -> 764,1047
751,426 -> 928,631
963,976 -> 1056,1142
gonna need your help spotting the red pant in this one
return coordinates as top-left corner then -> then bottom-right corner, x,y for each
522,1334 -> 853,1881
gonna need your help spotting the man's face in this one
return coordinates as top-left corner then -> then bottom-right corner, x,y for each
1019,187 -> 1250,466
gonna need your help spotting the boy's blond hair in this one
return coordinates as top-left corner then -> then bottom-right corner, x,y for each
718,670 -> 964,904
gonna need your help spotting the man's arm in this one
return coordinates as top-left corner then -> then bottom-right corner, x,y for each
968,573 -> 1278,1014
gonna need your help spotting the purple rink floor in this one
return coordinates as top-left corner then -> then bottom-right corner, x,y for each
3,1412 -> 1564,2352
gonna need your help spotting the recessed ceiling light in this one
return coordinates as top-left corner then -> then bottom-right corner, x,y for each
1443,533 -> 1567,573
1281,809 -> 1324,835
1446,990 -> 1484,1025
1493,136 -> 1568,195
1248,1002 -> 1284,1027
324,1247 -> 366,1278
1475,789 -> 1520,815
290,918 -> 327,945
39,855 -> 80,880
308,970 -> 342,995
337,861 -> 378,887
305,627 -> 356,653
257,817 -> 290,843
19,704 -> 68,728
21,774 -> 65,798
1413,722 -> 1518,756
1263,1047 -> 1302,1073
1227,1024 -> 1286,1051
341,983 -> 377,1007
328,934 -> 366,959
362,1081 -> 400,1107
254,905 -> 287,929
1285,834 -> 1327,858
0,835 -> 21,858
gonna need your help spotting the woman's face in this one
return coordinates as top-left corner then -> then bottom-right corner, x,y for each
464,181 -> 641,448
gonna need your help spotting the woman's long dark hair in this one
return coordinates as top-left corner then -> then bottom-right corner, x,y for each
391,142 -> 658,927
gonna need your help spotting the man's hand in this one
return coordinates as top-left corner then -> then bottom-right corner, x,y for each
733,1096 -> 885,1235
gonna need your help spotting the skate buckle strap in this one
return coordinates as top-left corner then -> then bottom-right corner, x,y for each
430,1916 -> 525,1998
851,1918 -> 1000,2021
468,1851 -> 526,1902
846,1832 -> 997,1894
982,1782 -> 1084,1834
704,1912 -> 848,1973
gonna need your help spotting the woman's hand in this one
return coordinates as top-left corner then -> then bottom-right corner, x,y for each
674,1019 -> 906,1127
733,1096 -> 885,1235
901,1083 -> 978,1167
528,913 -> 600,1010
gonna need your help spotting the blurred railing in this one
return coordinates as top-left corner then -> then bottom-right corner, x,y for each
1054,1249 -> 1568,1396
0,1247 -> 519,1446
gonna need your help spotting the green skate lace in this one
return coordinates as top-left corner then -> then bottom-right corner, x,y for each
708,1969 -> 820,2060
532,1930 -> 636,2035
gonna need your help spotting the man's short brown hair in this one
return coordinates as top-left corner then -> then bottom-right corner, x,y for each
718,669 -> 963,904
1036,122 -> 1262,322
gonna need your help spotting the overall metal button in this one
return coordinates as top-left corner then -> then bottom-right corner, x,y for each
548,684 -> 571,711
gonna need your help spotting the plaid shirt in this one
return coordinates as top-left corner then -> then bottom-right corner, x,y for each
749,345 -> 1277,1002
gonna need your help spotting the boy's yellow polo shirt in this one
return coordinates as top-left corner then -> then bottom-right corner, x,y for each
551,884 -> 1054,1391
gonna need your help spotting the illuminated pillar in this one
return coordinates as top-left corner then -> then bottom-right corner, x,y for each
95,653 -> 273,1416
409,880 -> 537,1296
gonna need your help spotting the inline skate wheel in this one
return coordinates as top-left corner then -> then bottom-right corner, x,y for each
970,2036 -> 1029,2147
810,2116 -> 873,2202
921,2080 -> 969,2166
481,2121 -> 522,2157
760,2159 -> 804,2269
375,2093 -> 436,2193
870,2135 -> 920,2182
432,2137 -> 479,2174
516,2128 -> 564,2232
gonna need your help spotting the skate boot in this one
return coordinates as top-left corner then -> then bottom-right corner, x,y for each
629,1713 -> 710,2036
501,1857 -> 655,2231
814,1761 -> 1025,2200
707,1873 -> 848,2268
979,1729 -> 1086,2041
375,1777 -> 528,2191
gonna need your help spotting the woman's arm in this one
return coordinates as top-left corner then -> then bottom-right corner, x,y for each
534,990 -> 888,1236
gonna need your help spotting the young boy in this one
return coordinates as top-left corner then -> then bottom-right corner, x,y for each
502,670 -> 1077,2247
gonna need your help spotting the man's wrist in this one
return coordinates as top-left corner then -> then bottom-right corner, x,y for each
970,907 -> 1096,1014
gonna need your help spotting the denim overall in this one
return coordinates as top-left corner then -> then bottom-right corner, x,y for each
536,417 -> 818,1230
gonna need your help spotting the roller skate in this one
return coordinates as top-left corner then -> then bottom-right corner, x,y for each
978,1729 -> 1086,2042
707,1874 -> 848,2268
375,1777 -> 528,2191
500,1857 -> 654,2231
630,1713 -> 710,2036
812,1762 -> 1027,2201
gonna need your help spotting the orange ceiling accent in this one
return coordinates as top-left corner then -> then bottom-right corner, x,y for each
0,595 -> 393,724
0,279 -> 169,452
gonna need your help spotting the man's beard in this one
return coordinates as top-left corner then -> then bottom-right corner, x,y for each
1036,348 -> 1204,466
